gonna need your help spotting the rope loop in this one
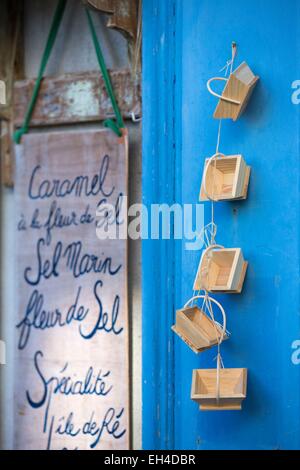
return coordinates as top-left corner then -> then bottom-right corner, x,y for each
207,77 -> 240,105
184,293 -> 227,344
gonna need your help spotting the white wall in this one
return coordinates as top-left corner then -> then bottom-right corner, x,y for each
0,0 -> 141,450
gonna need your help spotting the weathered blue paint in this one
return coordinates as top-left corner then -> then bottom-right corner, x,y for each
142,0 -> 300,450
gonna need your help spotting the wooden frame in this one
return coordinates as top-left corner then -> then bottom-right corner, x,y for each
14,129 -> 130,449
172,305 -> 227,354
142,0 -> 177,449
14,70 -> 141,127
200,154 -> 250,201
207,62 -> 259,121
191,368 -> 247,410
193,247 -> 248,293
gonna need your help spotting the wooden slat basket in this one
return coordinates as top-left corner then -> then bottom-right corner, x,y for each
200,153 -> 250,201
207,61 -> 259,121
172,295 -> 228,354
193,245 -> 248,293
191,368 -> 247,410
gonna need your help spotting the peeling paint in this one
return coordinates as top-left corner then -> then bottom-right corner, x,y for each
65,81 -> 99,118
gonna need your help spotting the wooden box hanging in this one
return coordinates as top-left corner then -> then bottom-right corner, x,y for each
193,245 -> 248,293
171,295 -> 227,354
207,61 -> 259,121
191,368 -> 247,410
199,153 -> 250,201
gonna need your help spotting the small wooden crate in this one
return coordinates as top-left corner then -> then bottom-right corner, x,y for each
207,62 -> 259,121
193,247 -> 247,293
200,155 -> 250,201
172,306 -> 227,354
191,368 -> 247,410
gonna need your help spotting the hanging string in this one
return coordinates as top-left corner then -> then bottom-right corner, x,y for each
206,42 -> 237,243
85,7 -> 125,137
184,291 -> 229,402
219,41 -> 237,76
209,43 -> 237,400
13,0 -> 67,143
211,119 -> 222,230
215,120 -> 222,154
230,42 -> 237,74
181,47 -> 238,260
190,45 -> 237,386
192,43 -> 237,403
204,292 -> 226,402
214,349 -> 225,403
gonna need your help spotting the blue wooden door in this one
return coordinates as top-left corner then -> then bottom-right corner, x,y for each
142,0 -> 300,450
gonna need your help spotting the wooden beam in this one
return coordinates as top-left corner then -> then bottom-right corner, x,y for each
86,0 -> 138,39
14,70 -> 141,127
86,0 -> 114,14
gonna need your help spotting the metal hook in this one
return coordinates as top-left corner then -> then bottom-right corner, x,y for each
131,111 -> 142,123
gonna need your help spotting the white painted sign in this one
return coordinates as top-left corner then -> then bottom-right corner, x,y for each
14,129 -> 129,450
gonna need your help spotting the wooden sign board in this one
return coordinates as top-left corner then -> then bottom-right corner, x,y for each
14,129 -> 129,450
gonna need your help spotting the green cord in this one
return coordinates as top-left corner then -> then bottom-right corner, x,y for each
13,0 -> 67,144
14,1 -> 125,143
85,7 -> 125,137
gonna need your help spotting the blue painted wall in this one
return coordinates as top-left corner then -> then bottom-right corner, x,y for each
143,0 -> 300,450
